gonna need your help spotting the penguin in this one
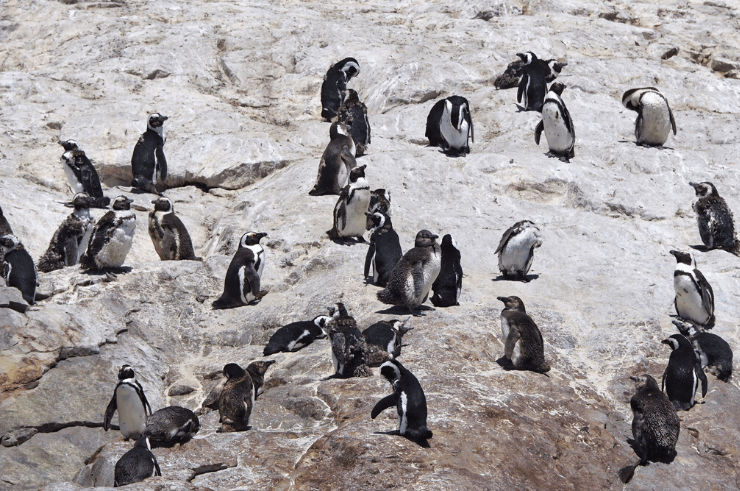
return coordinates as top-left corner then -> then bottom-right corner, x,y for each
0,235 -> 37,305
661,334 -> 708,411
364,211 -> 402,287
143,406 -> 200,446
425,96 -> 475,155
58,140 -> 110,208
0,205 -> 12,236
371,359 -> 433,445
38,193 -> 96,273
327,165 -> 371,241
212,231 -> 268,309
495,220 -> 543,281
320,57 -> 360,121
362,318 -> 413,360
494,57 -> 567,90
366,188 -> 391,230
263,314 -> 332,355
114,436 -> 161,486
104,364 -> 153,440
246,360 -> 276,399
337,89 -> 371,156
218,360 -> 275,432
377,230 -> 441,315
669,250 -> 714,327
309,122 -> 357,196
131,113 -> 168,193
516,52 -> 548,112
496,296 -> 550,373
618,374 -> 680,483
672,319 -> 733,382
534,82 -> 575,160
430,234 -> 463,307
688,181 -> 739,254
148,196 -> 200,261
327,303 -> 372,378
80,195 -> 136,271
622,87 -> 676,146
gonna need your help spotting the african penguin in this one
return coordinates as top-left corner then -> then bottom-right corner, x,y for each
534,82 -> 575,160
371,359 -> 433,445
327,303 -> 372,378
669,250 -> 714,327
364,211 -> 402,287
0,205 -> 12,236
143,406 -> 200,446
104,364 -> 152,440
497,296 -> 550,373
673,319 -> 733,382
38,193 -> 95,273
320,57 -> 360,121
366,188 -> 391,230
218,360 -> 275,432
425,96 -> 474,155
80,195 -> 136,271
246,360 -> 276,399
131,113 -> 168,194
363,318 -> 413,361
58,140 -> 110,208
689,181 -> 739,254
496,220 -> 543,281
661,334 -> 707,411
337,89 -> 371,156
327,165 -> 371,241
622,87 -> 676,146
114,436 -> 161,486
494,56 -> 567,90
309,122 -> 357,196
263,314 -> 331,355
430,234 -> 463,307
148,196 -> 200,261
212,231 -> 267,309
516,52 -> 547,112
0,235 -> 37,305
377,230 -> 441,315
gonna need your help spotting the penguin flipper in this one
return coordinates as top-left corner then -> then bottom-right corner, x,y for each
694,269 -> 715,319
411,264 -> 426,299
495,225 -> 516,254
136,381 -> 153,416
80,162 -> 104,199
63,236 -> 79,266
104,394 -> 117,431
243,264 -> 261,298
153,455 -> 162,477
697,364 -> 708,398
335,198 -> 348,231
517,75 -> 527,103
661,367 -> 667,393
668,104 -> 677,135
340,146 -> 357,171
371,393 -> 399,419
156,145 -> 167,182
364,242 -> 375,278
504,328 -> 521,360
534,120 -> 544,145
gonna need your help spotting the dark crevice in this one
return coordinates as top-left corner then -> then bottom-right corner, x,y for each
2,421 -> 118,447
187,463 -> 235,482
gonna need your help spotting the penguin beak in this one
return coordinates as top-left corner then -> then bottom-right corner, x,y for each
661,339 -> 671,346
258,233 -> 268,240
629,375 -> 639,382
669,250 -> 679,257
432,234 -> 439,240
496,296 -> 509,303
160,115 -> 169,121
364,211 -> 373,217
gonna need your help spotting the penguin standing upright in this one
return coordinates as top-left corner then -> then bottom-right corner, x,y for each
320,57 -> 360,121
496,296 -> 550,373
80,195 -> 136,271
0,235 -> 37,304
425,96 -> 474,155
131,113 -> 168,193
494,56 -> 567,90
496,220 -> 543,281
669,250 -> 714,327
622,87 -> 676,146
364,211 -> 402,287
337,89 -> 371,156
148,196 -> 200,261
104,365 -> 153,440
143,406 -> 200,446
327,303 -> 372,378
516,52 -> 548,112
430,234 -> 463,307
363,318 -> 413,360
38,193 -> 96,272
688,181 -> 739,254
59,140 -> 110,208
534,82 -> 575,160
662,334 -> 708,411
212,232 -> 268,309
218,360 -> 274,432
0,205 -> 12,236
327,165 -> 371,241
673,319 -> 733,382
114,436 -> 161,487
309,122 -> 357,196
263,314 -> 331,355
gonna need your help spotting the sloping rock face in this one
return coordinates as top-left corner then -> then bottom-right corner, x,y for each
1,0 -> 740,489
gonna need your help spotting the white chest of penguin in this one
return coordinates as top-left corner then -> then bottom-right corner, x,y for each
674,275 -> 710,324
541,101 -> 572,152
98,214 -> 136,267
637,92 -> 672,143
440,117 -> 469,150
117,384 -> 147,437
337,179 -> 370,237
500,232 -> 536,271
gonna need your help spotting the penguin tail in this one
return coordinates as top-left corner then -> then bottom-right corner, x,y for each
376,289 -> 395,305
406,427 -> 433,442
535,363 -> 551,374
725,239 -> 740,256
212,295 -> 239,310
618,461 -> 640,484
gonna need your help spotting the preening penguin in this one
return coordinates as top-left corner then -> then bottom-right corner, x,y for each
0,205 -> 12,236
496,220 -> 542,281
327,302 -> 372,378
309,122 -> 357,196
131,113 -> 168,194
0,234 -> 37,305
104,365 -> 153,440
363,318 -> 413,361
212,231 -> 268,309
366,188 -> 392,230
364,211 -> 402,287
38,193 -> 95,272
425,96 -> 474,155
327,165 -> 371,242
496,296 -> 550,373
80,195 -> 136,271
59,140 -> 110,208
218,360 -> 275,432
148,196 -> 200,261
622,87 -> 676,146
143,406 -> 200,446
661,334 -> 707,411
114,436 -> 161,487
516,52 -> 547,112
689,181 -> 739,255
673,319 -> 733,382
320,57 -> 360,121
263,314 -> 331,355
669,250 -> 714,327
337,89 -> 371,156
534,82 -> 575,160
430,234 -> 463,307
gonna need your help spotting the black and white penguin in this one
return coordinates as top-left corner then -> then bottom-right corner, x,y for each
320,57 -> 360,121
0,205 -> 12,236
364,211 -> 402,287
246,360 -> 276,399
148,197 -> 200,261
337,89 -> 371,156
669,250 -> 714,327
425,96 -> 475,155
327,165 -> 371,241
494,56 -> 567,90
673,319 -> 733,382
327,303 -> 372,378
363,318 -> 413,360
114,436 -> 161,486
0,235 -> 37,305
371,359 -> 433,445
496,296 -> 550,373
534,82 -> 575,160
143,406 -> 200,446
218,360 -> 275,432
131,113 -> 168,194
366,188 -> 391,230
622,87 -> 676,146
618,374 -> 680,483
38,193 -> 96,273
59,140 -> 110,208
430,234 -> 463,308
661,334 -> 708,411
80,195 -> 136,271
104,364 -> 153,440
263,314 -> 332,355
495,220 -> 543,281
212,231 -> 268,310
377,230 -> 441,315
516,52 -> 548,112
309,122 -> 357,196
689,181 -> 739,254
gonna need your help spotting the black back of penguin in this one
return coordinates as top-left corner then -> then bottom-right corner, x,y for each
672,319 -> 733,382
430,234 -> 462,307
143,406 -> 200,446
337,89 -> 371,156
131,113 -> 168,193
0,235 -> 37,305
363,319 -> 412,359
689,181 -> 739,254
212,232 -> 267,309
661,334 -> 707,411
364,211 -> 402,287
328,303 -> 371,378
320,57 -> 360,121
516,52 -> 547,112
59,141 -> 110,208
264,315 -> 330,355
114,436 -> 161,486
309,122 -> 357,196
148,197 -> 199,261
628,374 -> 680,463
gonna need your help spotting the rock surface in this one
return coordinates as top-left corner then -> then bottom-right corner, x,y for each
1,0 -> 740,489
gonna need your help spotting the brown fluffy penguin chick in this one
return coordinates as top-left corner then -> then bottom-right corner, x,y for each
496,296 -> 550,373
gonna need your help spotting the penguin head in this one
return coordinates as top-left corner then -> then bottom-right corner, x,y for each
223,363 -> 247,379
672,319 -> 698,338
440,234 -> 460,256
329,122 -> 350,140
246,360 -> 275,378
630,373 -> 660,391
391,318 -> 414,336
111,195 -> 133,210
327,302 -> 350,319
117,364 -> 136,380
549,82 -> 566,95
445,96 -> 471,133
134,436 -> 152,451
58,139 -> 79,151
348,165 -> 367,182
689,181 -> 718,197
379,359 -> 403,384
151,197 -> 174,213
662,334 -> 690,351
147,113 -> 168,130
69,193 -> 93,210
313,315 -> 332,336
337,57 -> 360,79
669,249 -> 694,267
414,230 -> 439,248
516,52 -> 537,65
0,234 -> 20,256
239,231 -> 268,248
364,211 -> 388,232
342,89 -> 360,105
497,296 -> 526,313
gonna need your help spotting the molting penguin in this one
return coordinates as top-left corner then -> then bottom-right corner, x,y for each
669,250 -> 714,327
131,113 -> 168,193
689,181 -> 739,254
309,122 -> 357,196
496,296 -> 550,373
327,165 -> 371,242
661,334 -> 707,411
337,89 -> 371,156
148,196 -> 200,261
143,406 -> 200,446
363,318 -> 413,361
0,235 -> 37,305
371,359 -> 433,445
104,365 -> 152,440
212,231 -> 268,309
38,193 -> 95,273
673,319 -> 733,382
0,205 -> 12,236
218,360 -> 275,432
59,140 -> 110,208
327,303 -> 372,378
516,52 -> 547,112
114,436 -> 161,487
364,211 -> 402,287
622,87 -> 676,146
425,96 -> 474,155
534,82 -> 575,160
430,234 -> 463,307
496,220 -> 542,281
263,314 -> 331,355
366,188 -> 391,230
377,230 -> 441,315
320,57 -> 360,121
80,195 -> 136,271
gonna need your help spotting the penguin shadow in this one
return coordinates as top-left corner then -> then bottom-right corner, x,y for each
329,237 -> 367,246
495,356 -> 550,378
492,273 -> 539,283
373,430 -> 431,448
515,104 -> 539,113
84,267 -> 132,277
376,305 -> 434,317
129,186 -> 164,197
544,152 -> 572,163
618,140 -> 675,151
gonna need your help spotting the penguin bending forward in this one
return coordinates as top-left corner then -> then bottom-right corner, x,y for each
673,319 -> 733,382
80,195 -> 136,271
364,211 -> 402,287
114,436 -> 161,487
327,165 -> 371,241
320,57 -> 360,121
59,140 -> 110,208
0,234 -> 38,305
309,122 -> 357,196
622,87 -> 676,146
430,233 -> 463,307
337,89 -> 371,157
144,406 -> 200,446
534,82 -> 575,160
148,196 -> 200,261
516,52 -> 547,112
425,96 -> 474,155
689,181 -> 739,255
104,365 -> 152,440
669,250 -> 714,327
218,360 -> 275,432
327,303 -> 372,378
496,296 -> 550,373
496,220 -> 543,281
212,231 -> 267,309
38,193 -> 95,272
661,334 -> 707,411
363,318 -> 413,360
131,113 -> 168,193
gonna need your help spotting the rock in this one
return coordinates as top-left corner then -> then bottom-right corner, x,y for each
0,286 -> 29,313
1,427 -> 38,447
168,385 -> 196,397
